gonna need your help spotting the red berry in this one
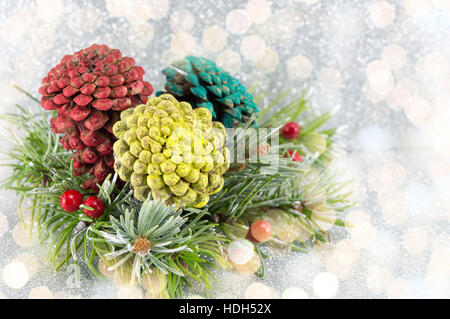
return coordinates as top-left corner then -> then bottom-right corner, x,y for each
284,150 -> 302,162
281,122 -> 300,140
60,190 -> 83,212
249,220 -> 272,243
83,196 -> 105,219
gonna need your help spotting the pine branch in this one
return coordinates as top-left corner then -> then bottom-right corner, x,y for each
99,200 -> 228,294
207,90 -> 355,256
0,102 -> 127,276
0,87 -> 355,298
257,90 -> 344,169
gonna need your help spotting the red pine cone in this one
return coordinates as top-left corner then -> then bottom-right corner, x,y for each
39,44 -> 153,192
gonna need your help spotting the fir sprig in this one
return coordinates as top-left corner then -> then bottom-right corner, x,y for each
96,199 -> 227,298
0,88 -> 229,298
257,89 -> 343,167
0,98 -> 132,275
207,89 -> 355,277
0,86 -> 354,297
210,158 -> 354,278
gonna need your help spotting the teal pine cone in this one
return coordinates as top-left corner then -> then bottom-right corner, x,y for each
158,56 -> 259,128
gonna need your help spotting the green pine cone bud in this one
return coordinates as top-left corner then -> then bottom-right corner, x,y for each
112,94 -> 230,208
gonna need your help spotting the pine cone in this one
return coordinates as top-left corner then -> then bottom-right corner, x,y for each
158,56 -> 259,128
38,44 -> 154,191
112,94 -> 230,207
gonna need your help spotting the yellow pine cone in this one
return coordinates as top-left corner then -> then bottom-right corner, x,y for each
112,94 -> 230,208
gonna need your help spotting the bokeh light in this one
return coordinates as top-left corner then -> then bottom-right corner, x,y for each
386,277 -> 412,299
0,8 -> 29,44
28,286 -> 53,299
67,6 -> 103,34
245,0 -> 271,24
227,239 -> 254,265
171,32 -> 196,56
105,0 -> 129,17
226,9 -> 251,35
318,67 -> 343,88
170,10 -> 195,33
116,286 -> 144,299
147,0 -> 170,20
404,0 -> 433,19
245,282 -> 279,299
129,22 -> 154,46
404,94 -> 432,127
36,0 -> 63,24
255,48 -> 279,73
370,1 -> 396,28
366,265 -> 392,293
15,253 -> 39,277
351,221 -> 377,248
2,262 -> 29,289
202,25 -> 227,52
402,227 -> 428,254
216,50 -> 242,74
12,222 -> 34,248
423,52 -> 449,79
382,44 -> 407,70
313,272 -> 339,298
286,55 -> 313,81
281,287 -> 309,299
366,60 -> 395,96
240,35 -> 266,61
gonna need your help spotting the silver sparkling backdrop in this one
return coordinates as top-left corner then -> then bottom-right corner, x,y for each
0,0 -> 449,299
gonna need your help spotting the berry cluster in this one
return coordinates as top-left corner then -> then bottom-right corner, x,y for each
281,121 -> 302,162
60,189 -> 105,219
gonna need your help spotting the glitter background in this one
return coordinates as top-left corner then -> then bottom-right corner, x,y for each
0,0 -> 449,299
